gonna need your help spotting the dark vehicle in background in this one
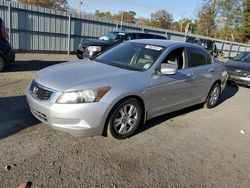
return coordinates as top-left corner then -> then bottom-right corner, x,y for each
76,31 -> 167,59
0,18 -> 15,72
185,36 -> 219,58
225,52 -> 250,87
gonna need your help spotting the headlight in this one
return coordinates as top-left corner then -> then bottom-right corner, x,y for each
56,86 -> 111,104
87,46 -> 102,52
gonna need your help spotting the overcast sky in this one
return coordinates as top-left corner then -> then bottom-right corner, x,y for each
69,0 -> 203,21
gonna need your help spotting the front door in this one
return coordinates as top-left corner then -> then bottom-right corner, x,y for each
149,47 -> 196,118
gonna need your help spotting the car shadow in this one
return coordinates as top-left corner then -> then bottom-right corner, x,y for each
0,95 -> 39,139
4,60 -> 66,72
137,84 -> 239,135
219,84 -> 239,105
137,104 -> 204,134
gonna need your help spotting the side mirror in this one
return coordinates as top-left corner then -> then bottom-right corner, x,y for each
160,64 -> 177,75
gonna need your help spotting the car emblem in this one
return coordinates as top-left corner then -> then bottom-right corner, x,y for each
235,69 -> 241,73
33,86 -> 38,95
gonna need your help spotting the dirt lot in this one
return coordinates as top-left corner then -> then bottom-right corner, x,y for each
0,54 -> 250,188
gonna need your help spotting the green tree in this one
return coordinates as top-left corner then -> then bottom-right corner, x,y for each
136,17 -> 152,27
241,0 -> 250,43
196,0 -> 218,37
18,0 -> 68,9
217,0 -> 243,41
150,9 -> 173,29
95,10 -> 112,19
113,11 -> 137,24
179,18 -> 192,32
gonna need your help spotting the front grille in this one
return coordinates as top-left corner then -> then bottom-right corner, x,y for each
30,81 -> 53,100
226,67 -> 250,77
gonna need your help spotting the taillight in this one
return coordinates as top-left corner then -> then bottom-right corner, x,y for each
0,22 -> 9,42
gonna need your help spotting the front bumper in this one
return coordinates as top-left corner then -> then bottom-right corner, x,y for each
26,88 -> 111,137
76,46 -> 99,59
4,49 -> 15,64
228,75 -> 250,86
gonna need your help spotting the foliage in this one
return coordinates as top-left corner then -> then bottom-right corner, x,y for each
150,10 -> 173,29
241,0 -> 250,43
196,0 -> 218,37
18,0 -> 68,9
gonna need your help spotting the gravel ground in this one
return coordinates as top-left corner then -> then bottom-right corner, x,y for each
0,54 -> 250,188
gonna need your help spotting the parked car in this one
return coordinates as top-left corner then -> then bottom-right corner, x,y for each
185,36 -> 219,58
76,31 -> 167,59
225,52 -> 250,86
26,40 -> 228,139
0,18 -> 15,72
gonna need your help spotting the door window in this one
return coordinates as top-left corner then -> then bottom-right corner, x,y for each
188,48 -> 207,67
161,47 -> 185,69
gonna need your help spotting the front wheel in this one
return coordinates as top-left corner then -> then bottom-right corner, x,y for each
0,56 -> 5,72
107,98 -> 143,139
205,83 -> 221,109
76,50 -> 83,59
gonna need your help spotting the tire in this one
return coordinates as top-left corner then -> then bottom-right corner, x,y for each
0,56 -> 5,72
76,51 -> 83,59
107,98 -> 143,139
205,83 -> 221,109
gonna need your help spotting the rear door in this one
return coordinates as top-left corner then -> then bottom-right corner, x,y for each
186,47 -> 214,101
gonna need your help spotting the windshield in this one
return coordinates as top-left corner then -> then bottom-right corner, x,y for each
95,42 -> 165,71
99,32 -> 123,42
232,52 -> 250,63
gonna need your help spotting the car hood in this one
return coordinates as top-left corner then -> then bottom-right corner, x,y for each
81,38 -> 114,46
225,60 -> 250,71
35,59 -> 134,91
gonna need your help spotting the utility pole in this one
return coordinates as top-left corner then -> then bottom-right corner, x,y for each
120,11 -> 124,31
79,0 -> 83,12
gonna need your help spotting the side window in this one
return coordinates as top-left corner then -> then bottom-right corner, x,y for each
137,33 -> 153,39
125,34 -> 136,41
161,48 -> 185,69
155,35 -> 166,39
188,48 -> 207,67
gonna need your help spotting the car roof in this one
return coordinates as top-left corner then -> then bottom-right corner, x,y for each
126,39 -> 203,49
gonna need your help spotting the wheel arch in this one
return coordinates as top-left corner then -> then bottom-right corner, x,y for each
102,95 -> 146,136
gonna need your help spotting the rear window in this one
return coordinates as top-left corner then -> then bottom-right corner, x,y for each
137,34 -> 154,39
188,48 -> 207,67
154,35 -> 166,39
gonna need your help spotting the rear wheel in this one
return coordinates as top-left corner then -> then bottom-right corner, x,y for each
107,98 -> 143,139
0,56 -> 5,72
205,83 -> 221,109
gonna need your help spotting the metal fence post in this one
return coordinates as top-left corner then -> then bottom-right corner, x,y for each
8,1 -> 12,43
220,42 -> 224,51
228,43 -> 233,58
67,13 -> 71,55
237,44 -> 240,54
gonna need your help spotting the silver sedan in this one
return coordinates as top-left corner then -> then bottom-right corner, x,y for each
26,40 -> 228,139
